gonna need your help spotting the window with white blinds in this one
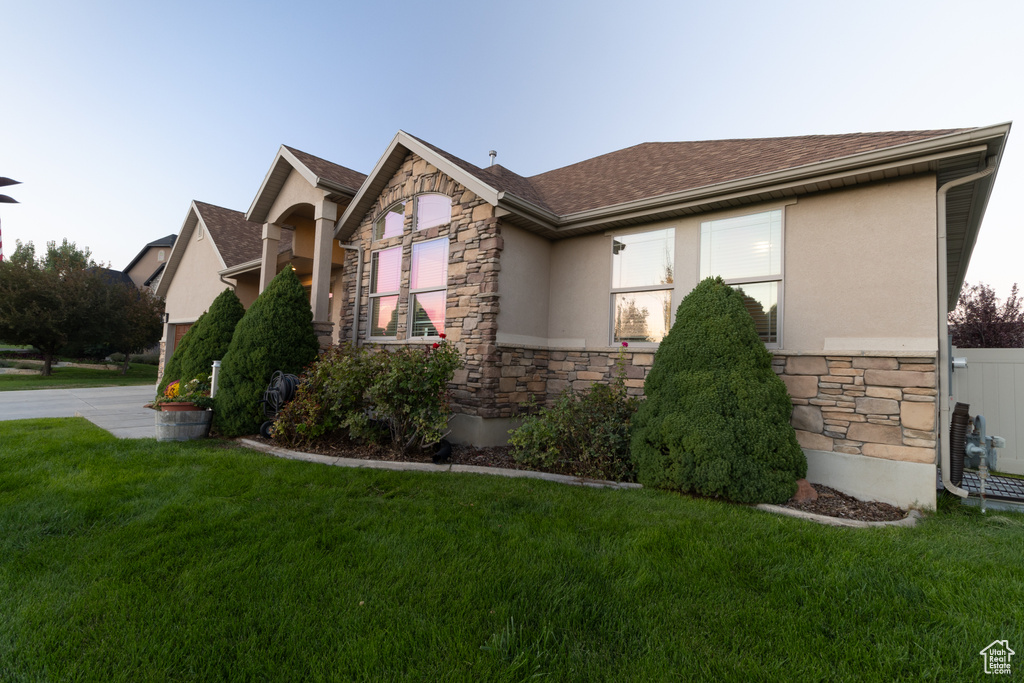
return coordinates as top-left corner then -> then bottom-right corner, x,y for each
409,237 -> 449,337
700,209 -> 783,346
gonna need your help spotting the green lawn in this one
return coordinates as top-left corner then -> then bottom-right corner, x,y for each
1,419 -> 1021,681
0,363 -> 157,391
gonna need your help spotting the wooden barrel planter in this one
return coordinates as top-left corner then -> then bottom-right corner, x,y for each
155,408 -> 213,442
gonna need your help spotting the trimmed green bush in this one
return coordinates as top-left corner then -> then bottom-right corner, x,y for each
159,288 -> 245,393
630,277 -> 806,504
214,268 -> 319,437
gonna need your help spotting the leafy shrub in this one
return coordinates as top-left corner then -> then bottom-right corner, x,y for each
159,288 -> 245,393
510,349 -> 639,481
366,339 -> 462,452
214,268 -> 320,437
271,345 -> 378,447
271,338 -> 462,453
630,277 -> 806,504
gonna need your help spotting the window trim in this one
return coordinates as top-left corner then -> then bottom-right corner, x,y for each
373,201 -> 408,242
608,227 -> 676,346
407,236 -> 449,339
367,245 -> 402,340
699,208 -> 785,349
413,193 -> 453,232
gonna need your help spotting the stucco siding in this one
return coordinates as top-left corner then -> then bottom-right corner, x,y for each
784,175 -> 937,352
495,225 -> 551,342
266,168 -> 322,226
164,225 -> 229,322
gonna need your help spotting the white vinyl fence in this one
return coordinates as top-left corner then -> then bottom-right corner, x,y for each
950,348 -> 1024,475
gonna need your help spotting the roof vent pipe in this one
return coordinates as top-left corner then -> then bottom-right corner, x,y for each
488,150 -> 497,167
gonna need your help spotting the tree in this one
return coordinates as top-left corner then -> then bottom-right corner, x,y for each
159,288 -> 244,392
214,267 -> 319,436
948,282 -> 1024,348
106,284 -> 165,374
630,277 -> 807,504
0,259 -> 110,375
43,239 -> 99,275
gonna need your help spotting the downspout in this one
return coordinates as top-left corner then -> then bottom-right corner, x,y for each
937,157 -> 997,497
338,243 -> 363,346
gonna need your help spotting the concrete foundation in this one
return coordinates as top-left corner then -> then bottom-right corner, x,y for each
803,447 -> 937,510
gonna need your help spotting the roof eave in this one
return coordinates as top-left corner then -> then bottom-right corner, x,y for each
219,258 -> 262,278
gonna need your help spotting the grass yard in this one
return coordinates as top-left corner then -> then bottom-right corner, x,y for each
1,419 -> 1021,681
0,363 -> 158,391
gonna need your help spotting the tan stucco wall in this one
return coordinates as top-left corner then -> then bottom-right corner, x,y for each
233,272 -> 260,309
164,223 -> 229,322
783,175 -> 937,352
126,247 -> 166,288
266,168 -> 323,226
496,225 -> 551,341
538,176 -> 937,352
546,217 -> 695,348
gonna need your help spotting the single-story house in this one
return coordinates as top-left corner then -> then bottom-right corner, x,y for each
159,123 -> 1012,509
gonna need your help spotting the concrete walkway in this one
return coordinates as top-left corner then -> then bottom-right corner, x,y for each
0,385 -> 156,438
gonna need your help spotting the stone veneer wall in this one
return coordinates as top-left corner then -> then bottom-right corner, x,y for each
773,354 -> 938,464
486,345 -> 655,417
338,152 -> 504,418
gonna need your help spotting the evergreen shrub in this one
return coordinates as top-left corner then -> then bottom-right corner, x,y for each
630,277 -> 806,504
159,288 -> 245,393
214,268 -> 319,437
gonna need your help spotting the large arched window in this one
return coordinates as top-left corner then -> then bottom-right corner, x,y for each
373,201 -> 407,240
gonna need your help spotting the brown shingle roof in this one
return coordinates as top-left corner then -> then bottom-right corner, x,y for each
193,201 -> 267,268
523,129 -> 971,215
283,145 -> 366,193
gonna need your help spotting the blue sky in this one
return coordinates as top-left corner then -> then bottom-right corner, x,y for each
2,0 -> 1022,297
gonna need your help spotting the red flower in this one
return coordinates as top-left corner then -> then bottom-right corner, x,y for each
622,341 -> 629,347
432,342 -> 440,348
439,333 -> 447,339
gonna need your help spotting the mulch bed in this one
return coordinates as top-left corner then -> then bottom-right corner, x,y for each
247,437 -> 908,522
780,485 -> 907,522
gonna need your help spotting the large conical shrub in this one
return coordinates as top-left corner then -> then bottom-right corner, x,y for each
630,277 -> 806,504
214,267 -> 319,436
159,288 -> 245,393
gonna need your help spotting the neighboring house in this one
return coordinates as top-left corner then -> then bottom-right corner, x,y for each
165,123 -> 1012,509
123,234 -> 176,290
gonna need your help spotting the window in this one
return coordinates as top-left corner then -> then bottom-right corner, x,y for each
415,194 -> 451,231
610,228 -> 674,344
374,201 -> 406,240
369,246 -> 401,337
700,209 -> 783,345
409,237 -> 448,337
157,249 -> 165,262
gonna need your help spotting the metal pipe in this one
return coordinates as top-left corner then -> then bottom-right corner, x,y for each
338,242 -> 363,346
211,360 -> 221,398
937,157 -> 997,497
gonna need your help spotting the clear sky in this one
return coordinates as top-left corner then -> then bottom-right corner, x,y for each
2,0 -> 1022,298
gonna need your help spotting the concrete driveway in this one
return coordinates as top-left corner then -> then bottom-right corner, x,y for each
0,385 -> 157,439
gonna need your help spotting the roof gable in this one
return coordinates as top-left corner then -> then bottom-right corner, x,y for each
247,145 -> 366,224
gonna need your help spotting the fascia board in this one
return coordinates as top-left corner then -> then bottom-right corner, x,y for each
155,203 -> 199,298
219,258 -> 261,277
334,131 -> 502,239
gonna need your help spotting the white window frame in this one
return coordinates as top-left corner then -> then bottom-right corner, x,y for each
367,245 -> 402,340
373,201 -> 407,242
699,208 -> 785,349
608,227 -> 676,346
413,193 -> 452,232
408,236 -> 449,338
